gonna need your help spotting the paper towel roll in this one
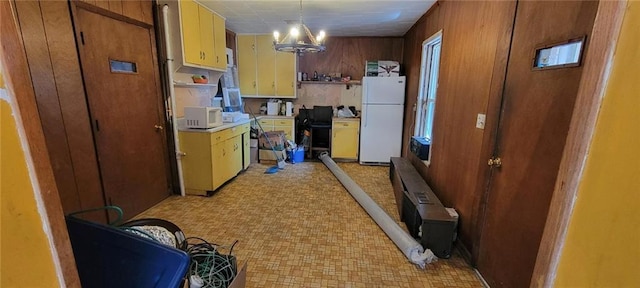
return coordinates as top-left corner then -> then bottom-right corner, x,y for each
285,102 -> 293,116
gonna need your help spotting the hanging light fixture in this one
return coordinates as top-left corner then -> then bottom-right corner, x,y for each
273,0 -> 326,55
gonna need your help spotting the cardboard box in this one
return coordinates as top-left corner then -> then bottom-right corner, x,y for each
258,131 -> 286,151
184,261 -> 247,288
365,60 -> 400,77
250,147 -> 258,163
228,261 -> 247,288
259,149 -> 287,161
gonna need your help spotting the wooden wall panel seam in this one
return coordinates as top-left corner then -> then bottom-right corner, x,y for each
14,0 -> 82,213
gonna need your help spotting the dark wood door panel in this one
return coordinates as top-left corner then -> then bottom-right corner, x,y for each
477,1 -> 598,287
297,37 -> 404,81
75,7 -> 170,220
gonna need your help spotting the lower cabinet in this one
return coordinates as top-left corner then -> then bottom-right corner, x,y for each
242,132 -> 250,169
257,116 -> 295,161
331,118 -> 360,160
179,122 -> 250,196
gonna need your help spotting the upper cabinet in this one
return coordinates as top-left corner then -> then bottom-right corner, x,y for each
237,34 -> 296,98
164,0 -> 226,71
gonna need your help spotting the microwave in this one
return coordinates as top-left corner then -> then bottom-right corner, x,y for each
184,106 -> 223,129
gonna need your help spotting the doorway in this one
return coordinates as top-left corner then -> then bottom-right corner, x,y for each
74,7 -> 171,220
476,1 -> 598,287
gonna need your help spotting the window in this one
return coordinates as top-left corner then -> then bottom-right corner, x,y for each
109,59 -> 137,74
413,31 -> 442,162
533,37 -> 585,69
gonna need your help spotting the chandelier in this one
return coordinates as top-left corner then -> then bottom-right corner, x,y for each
273,0 -> 326,55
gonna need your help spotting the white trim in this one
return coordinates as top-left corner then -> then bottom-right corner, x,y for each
414,30 -> 442,166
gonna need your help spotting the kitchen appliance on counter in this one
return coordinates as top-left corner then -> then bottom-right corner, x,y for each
222,87 -> 243,112
184,106 -> 223,129
222,111 -> 248,123
359,76 -> 406,164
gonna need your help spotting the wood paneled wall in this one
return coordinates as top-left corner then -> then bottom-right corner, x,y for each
298,37 -> 404,80
402,0 -> 517,260
15,0 -> 105,221
14,0 -> 157,222
77,0 -> 153,25
2,1 -> 81,285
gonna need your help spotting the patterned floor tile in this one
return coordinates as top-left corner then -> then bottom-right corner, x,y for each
137,161 -> 484,287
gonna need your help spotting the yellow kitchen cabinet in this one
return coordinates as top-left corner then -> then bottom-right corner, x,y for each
331,118 -> 360,160
243,132 -> 250,169
170,0 -> 226,71
180,0 -> 201,65
178,122 -> 250,196
211,140 -> 226,189
198,5 -> 215,67
237,35 -> 257,95
212,13 -> 227,69
228,135 -> 243,177
237,34 -> 296,98
275,52 -> 295,96
256,35 -> 276,96
258,117 -> 295,142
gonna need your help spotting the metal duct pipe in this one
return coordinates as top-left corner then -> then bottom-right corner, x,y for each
318,153 -> 436,268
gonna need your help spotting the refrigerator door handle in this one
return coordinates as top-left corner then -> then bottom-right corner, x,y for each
364,105 -> 367,127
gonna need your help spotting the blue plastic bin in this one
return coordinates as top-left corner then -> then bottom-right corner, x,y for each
288,148 -> 305,164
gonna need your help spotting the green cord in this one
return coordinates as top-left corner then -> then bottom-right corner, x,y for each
67,205 -> 124,226
188,244 -> 237,288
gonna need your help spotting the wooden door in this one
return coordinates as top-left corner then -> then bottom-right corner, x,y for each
477,1 -> 598,287
75,7 -> 170,220
237,35 -> 257,95
180,0 -> 201,66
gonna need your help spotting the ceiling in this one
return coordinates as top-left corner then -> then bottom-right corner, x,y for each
199,0 -> 436,37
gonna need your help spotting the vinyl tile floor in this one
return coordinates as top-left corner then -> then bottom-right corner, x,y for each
137,161 -> 484,287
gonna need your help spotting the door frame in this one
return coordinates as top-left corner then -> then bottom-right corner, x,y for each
530,0 -> 627,287
2,0 -> 628,286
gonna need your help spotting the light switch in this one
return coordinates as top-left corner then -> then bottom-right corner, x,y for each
476,114 -> 486,129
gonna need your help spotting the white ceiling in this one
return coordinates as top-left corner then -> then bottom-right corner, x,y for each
199,0 -> 436,37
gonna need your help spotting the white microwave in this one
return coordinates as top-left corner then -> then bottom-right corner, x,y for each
184,106 -> 223,129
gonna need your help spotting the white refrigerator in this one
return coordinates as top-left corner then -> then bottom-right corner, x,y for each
359,76 -> 406,164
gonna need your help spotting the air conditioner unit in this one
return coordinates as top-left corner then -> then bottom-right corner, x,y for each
410,136 -> 430,160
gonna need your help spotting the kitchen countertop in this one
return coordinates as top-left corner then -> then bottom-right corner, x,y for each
177,118 -> 252,133
257,115 -> 296,119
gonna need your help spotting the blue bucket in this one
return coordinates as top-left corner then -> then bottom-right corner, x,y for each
288,148 -> 305,164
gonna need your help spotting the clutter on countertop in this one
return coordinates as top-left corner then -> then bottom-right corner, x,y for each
191,74 -> 208,84
263,99 -> 294,116
366,60 -> 400,77
222,111 -> 248,123
337,105 -> 357,118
